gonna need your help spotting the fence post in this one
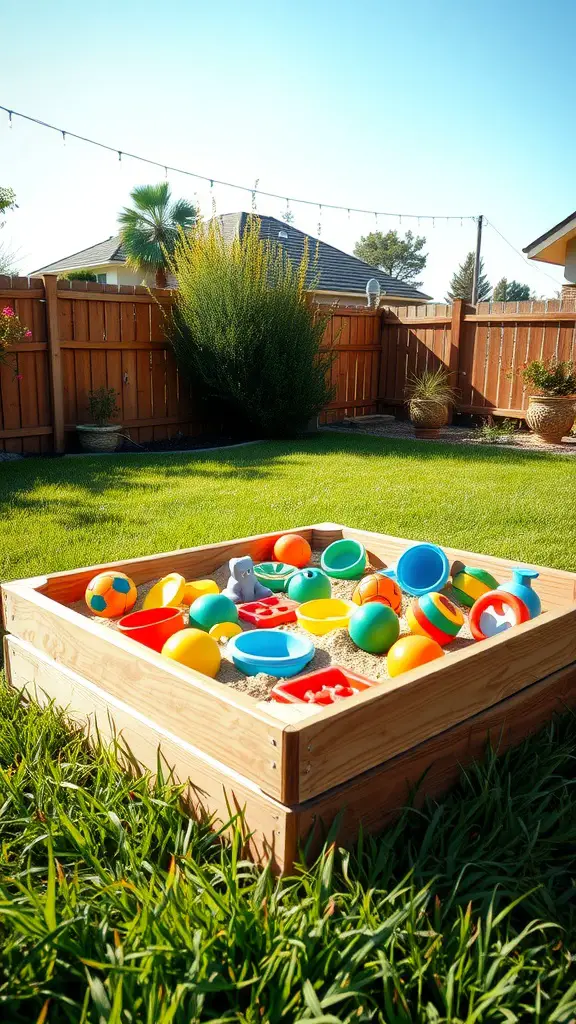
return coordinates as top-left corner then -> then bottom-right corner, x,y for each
43,275 -> 65,453
447,298 -> 467,420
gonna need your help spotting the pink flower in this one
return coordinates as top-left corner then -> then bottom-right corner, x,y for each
24,330 -> 32,337
2,306 -> 14,317
16,374 -> 23,381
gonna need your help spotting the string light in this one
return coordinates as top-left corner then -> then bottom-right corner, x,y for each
0,104 -> 476,224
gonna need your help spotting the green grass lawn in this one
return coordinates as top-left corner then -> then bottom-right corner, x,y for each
1,434 -> 576,1022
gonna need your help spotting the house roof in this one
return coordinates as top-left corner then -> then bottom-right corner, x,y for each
31,235 -> 127,275
523,211 -> 576,265
31,216 -> 431,300
216,213 -> 430,300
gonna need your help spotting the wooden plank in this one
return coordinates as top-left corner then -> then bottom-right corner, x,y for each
0,426 -> 52,439
5,636 -> 292,872
2,584 -> 288,801
55,291 -> 174,305
0,288 -> 44,299
464,312 -> 576,323
74,349 -> 92,424
293,605 -> 576,801
43,276 -> 64,452
296,660 -> 576,857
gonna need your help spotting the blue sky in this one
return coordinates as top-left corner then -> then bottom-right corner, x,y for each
2,0 -> 574,299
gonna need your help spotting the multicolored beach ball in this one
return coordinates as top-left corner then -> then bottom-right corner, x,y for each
406,591 -> 464,646
85,571 -> 137,618
451,566 -> 499,607
352,573 -> 402,614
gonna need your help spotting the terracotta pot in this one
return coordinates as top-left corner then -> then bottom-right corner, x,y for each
77,425 -> 122,453
525,395 -> 576,444
409,399 -> 449,438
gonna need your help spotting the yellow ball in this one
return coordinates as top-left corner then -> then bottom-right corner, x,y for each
162,628 -> 221,677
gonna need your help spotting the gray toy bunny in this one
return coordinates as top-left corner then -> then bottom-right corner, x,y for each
222,556 -> 273,604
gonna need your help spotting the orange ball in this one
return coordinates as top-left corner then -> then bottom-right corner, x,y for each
273,533 -> 311,569
352,573 -> 402,614
387,634 -> 444,677
85,571 -> 137,619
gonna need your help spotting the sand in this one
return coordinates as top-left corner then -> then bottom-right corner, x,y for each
71,551 -> 476,702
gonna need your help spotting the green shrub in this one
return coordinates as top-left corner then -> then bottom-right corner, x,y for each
167,217 -> 335,436
88,387 -> 119,426
58,269 -> 98,282
521,359 -> 576,396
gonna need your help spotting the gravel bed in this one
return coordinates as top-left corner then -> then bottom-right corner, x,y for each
325,421 -> 576,455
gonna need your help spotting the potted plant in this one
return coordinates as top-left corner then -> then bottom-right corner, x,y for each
521,360 -> 576,443
77,387 -> 122,452
405,369 -> 456,437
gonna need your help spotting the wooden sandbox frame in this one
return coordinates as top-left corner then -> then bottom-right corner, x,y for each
3,523 -> 576,873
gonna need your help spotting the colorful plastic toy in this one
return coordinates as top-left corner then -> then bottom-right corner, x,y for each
254,561 -> 298,593
451,566 -> 499,607
352,573 -> 402,614
189,593 -> 239,632
85,571 -> 137,618
143,572 -> 186,610
118,607 -> 185,652
387,634 -> 444,677
469,590 -> 530,641
162,628 -> 221,678
406,592 -> 464,646
209,621 -> 243,642
320,539 -> 366,579
393,543 -> 450,597
295,598 -> 355,635
227,629 -> 314,678
498,568 -> 541,619
238,595 -> 299,627
182,579 -> 219,606
271,666 -> 376,704
287,568 -> 332,603
348,602 -> 399,654
222,556 -> 273,604
273,533 -> 311,569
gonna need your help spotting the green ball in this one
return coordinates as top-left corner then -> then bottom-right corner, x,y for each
287,568 -> 331,603
348,602 -> 399,654
189,593 -> 238,632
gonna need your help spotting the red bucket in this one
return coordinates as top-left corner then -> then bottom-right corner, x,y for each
118,606 -> 185,652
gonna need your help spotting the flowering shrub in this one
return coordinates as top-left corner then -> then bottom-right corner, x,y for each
0,305 -> 31,376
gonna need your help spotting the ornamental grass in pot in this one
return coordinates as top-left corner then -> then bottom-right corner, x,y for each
521,361 -> 576,444
77,387 -> 122,452
406,369 -> 456,438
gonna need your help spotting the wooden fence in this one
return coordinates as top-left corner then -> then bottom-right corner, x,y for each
0,276 -> 197,453
321,298 -> 576,424
2,276 -> 576,452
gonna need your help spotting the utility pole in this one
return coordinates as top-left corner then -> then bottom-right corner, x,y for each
471,214 -> 483,305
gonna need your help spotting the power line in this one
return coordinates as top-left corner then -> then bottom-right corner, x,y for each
1,103 -> 476,223
484,218 -> 563,287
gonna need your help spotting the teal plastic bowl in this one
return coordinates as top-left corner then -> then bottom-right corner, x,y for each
321,539 -> 366,580
254,561 -> 297,593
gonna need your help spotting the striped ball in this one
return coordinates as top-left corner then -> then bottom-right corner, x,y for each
406,591 -> 464,646
451,566 -> 499,607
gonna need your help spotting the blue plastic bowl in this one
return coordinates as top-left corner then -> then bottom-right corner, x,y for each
395,542 -> 450,597
227,629 -> 315,678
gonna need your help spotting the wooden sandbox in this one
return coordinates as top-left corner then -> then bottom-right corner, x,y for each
3,523 -> 576,874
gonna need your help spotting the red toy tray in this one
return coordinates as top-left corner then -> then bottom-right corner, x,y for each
238,595 -> 299,627
271,665 -> 377,705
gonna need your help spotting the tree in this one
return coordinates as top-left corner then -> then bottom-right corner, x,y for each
353,230 -> 427,287
493,277 -> 532,302
446,252 -> 491,303
118,183 -> 197,288
0,186 -> 18,274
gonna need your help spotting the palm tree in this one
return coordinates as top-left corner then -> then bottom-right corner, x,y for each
118,183 -> 197,287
